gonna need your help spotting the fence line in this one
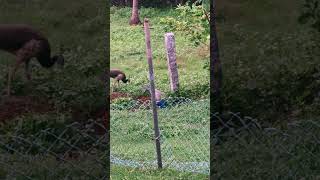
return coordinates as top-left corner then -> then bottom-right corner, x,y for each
0,117 -> 108,179
111,97 -> 210,174
211,112 -> 320,178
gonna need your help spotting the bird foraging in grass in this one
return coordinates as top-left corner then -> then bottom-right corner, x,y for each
110,69 -> 130,91
0,24 -> 64,96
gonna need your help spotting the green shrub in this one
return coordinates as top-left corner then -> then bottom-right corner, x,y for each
299,0 -> 320,32
160,3 -> 209,46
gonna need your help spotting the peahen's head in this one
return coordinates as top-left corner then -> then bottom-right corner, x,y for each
123,78 -> 130,83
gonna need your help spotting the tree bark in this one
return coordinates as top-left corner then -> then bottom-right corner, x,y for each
129,0 -> 141,25
210,1 -> 222,117
210,1 -> 223,177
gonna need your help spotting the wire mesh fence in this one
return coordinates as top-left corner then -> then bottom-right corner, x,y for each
110,97 -> 209,174
211,112 -> 320,179
0,114 -> 108,179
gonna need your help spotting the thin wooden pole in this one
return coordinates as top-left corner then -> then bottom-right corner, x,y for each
143,18 -> 163,169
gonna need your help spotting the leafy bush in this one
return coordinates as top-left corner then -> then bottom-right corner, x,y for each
160,3 -> 209,46
219,25 -> 320,123
299,0 -> 320,32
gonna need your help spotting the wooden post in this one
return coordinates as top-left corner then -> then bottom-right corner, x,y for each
143,18 -> 163,169
164,32 -> 179,92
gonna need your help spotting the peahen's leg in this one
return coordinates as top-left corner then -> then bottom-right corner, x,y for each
4,39 -> 38,96
25,59 -> 31,80
111,80 -> 115,93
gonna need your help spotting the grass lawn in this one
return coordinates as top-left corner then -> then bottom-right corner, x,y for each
110,6 -> 209,99
212,0 -> 320,179
111,165 -> 208,180
110,6 -> 209,178
0,1 -> 107,179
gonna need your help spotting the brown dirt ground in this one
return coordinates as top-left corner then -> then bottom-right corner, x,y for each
110,92 -> 129,100
0,96 -> 53,123
135,95 -> 151,103
0,95 -> 108,136
0,92 -> 149,123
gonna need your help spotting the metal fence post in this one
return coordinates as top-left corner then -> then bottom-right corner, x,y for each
143,18 -> 163,169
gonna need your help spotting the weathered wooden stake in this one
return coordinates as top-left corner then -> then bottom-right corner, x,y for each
164,32 -> 179,92
143,18 -> 163,169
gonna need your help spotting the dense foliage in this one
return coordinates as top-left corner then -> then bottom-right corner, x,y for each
0,1 -> 107,178
160,2 -> 209,46
212,1 -> 320,178
299,0 -> 320,31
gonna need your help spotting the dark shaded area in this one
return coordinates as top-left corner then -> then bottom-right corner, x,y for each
0,96 -> 53,122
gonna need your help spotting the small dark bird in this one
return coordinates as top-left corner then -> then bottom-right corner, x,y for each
0,24 -> 64,96
110,69 -> 129,90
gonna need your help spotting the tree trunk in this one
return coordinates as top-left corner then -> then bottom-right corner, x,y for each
210,0 -> 223,177
129,0 -> 141,25
210,0 -> 223,130
210,1 -> 222,111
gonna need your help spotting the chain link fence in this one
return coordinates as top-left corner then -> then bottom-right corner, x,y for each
0,114 -> 108,179
110,97 -> 209,174
211,112 -> 320,179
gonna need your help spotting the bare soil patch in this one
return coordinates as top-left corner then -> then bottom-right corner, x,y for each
0,96 -> 53,123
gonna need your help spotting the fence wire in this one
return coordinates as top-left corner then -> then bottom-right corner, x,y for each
211,112 -> 320,179
0,116 -> 108,180
110,97 -> 210,174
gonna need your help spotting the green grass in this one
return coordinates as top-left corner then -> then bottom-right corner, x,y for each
0,113 -> 107,179
212,0 -> 320,179
0,153 -> 106,179
110,6 -> 209,178
111,100 -> 209,178
111,100 -> 209,163
213,120 -> 320,179
110,6 -> 209,99
111,165 -> 208,180
215,0 -> 320,122
0,1 -> 107,179
0,0 -> 106,109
